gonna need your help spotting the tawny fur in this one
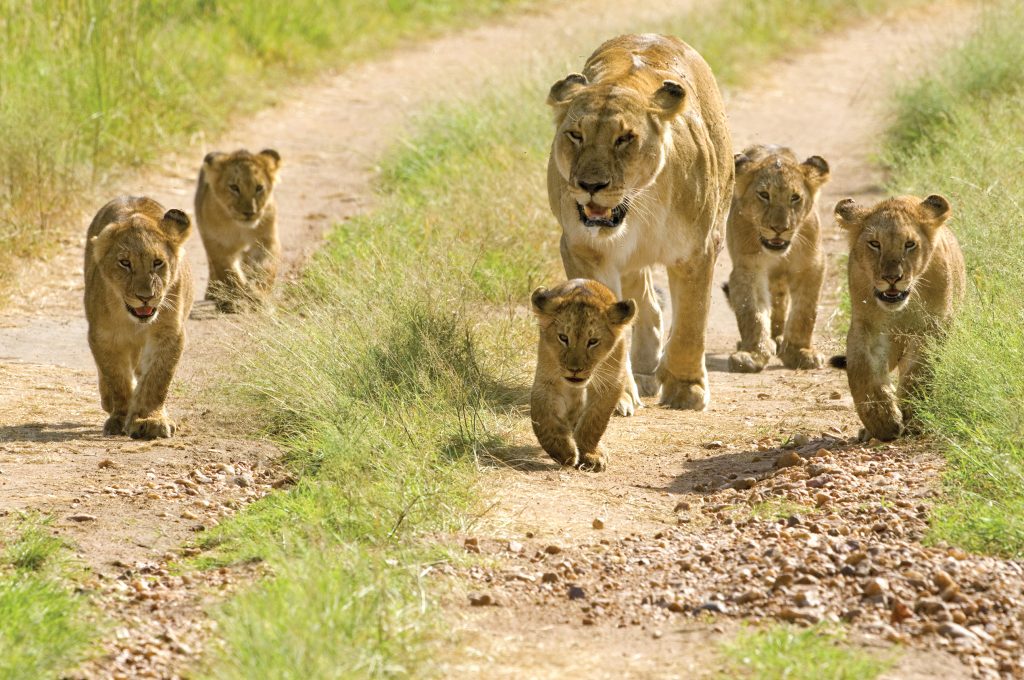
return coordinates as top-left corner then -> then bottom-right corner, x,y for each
84,196 -> 194,439
725,145 -> 830,373
546,34 -> 733,416
530,280 -> 636,472
835,194 -> 966,441
195,148 -> 281,312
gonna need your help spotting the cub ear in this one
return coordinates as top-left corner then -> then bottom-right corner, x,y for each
801,155 -> 830,188
651,80 -> 686,119
160,209 -> 191,245
834,198 -> 865,229
607,299 -> 637,326
89,225 -> 117,265
531,286 -> 554,315
259,148 -> 282,174
919,194 -> 951,227
203,151 -> 226,167
547,73 -> 588,108
734,153 -> 753,175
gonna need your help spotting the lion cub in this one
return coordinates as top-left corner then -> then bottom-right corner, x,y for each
834,194 -> 965,441
84,196 -> 194,439
530,279 -> 636,471
195,148 -> 281,312
724,145 -> 830,372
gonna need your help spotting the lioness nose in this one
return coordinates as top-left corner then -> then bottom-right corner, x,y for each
882,272 -> 903,284
578,180 -> 609,195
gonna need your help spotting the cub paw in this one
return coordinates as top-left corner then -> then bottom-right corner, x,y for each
728,351 -> 768,373
214,298 -> 243,315
657,369 -> 709,411
102,414 -> 127,436
634,373 -> 661,398
128,416 -> 176,440
578,450 -> 607,473
615,374 -> 643,417
779,344 -> 824,370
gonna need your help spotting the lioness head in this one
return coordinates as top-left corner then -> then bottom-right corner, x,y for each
202,149 -> 281,225
734,146 -> 830,255
547,73 -> 687,234
531,279 -> 636,386
90,209 -> 191,324
835,194 -> 952,312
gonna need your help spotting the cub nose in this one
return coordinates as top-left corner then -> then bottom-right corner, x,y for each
882,273 -> 903,284
243,211 -> 257,220
578,180 -> 609,195
136,294 -> 153,303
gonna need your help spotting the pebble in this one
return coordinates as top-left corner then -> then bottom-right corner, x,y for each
469,593 -> 496,607
231,475 -> 251,488
775,451 -> 803,469
98,459 -> 115,469
592,518 -> 605,530
544,545 -> 562,555
567,586 -> 586,600
463,537 -> 480,553
68,513 -> 97,522
541,572 -> 559,584
864,578 -> 888,597
792,433 -> 811,446
703,441 -> 724,449
730,477 -> 756,490
938,622 -> 978,641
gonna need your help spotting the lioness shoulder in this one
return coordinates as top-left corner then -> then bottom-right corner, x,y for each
530,279 -> 636,472
834,194 -> 966,440
84,196 -> 194,439
195,148 -> 281,312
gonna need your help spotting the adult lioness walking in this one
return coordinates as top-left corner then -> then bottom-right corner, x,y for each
547,34 -> 733,414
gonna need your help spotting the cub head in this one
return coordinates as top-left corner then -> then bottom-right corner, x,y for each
835,194 -> 952,312
202,149 -> 281,225
733,146 -> 830,254
90,209 -> 191,324
547,73 -> 687,235
531,279 -> 636,386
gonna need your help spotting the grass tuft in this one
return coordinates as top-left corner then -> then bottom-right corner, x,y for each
720,624 -> 892,680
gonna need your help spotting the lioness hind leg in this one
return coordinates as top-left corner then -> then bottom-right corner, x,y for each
622,269 -> 663,397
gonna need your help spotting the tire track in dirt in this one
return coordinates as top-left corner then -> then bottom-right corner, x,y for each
437,4 -> 1002,679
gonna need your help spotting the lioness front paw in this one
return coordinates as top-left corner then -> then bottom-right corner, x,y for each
779,344 -> 824,370
728,351 -> 769,373
634,372 -> 661,398
128,416 -> 176,440
102,414 -> 127,436
657,369 -> 710,411
578,450 -> 607,473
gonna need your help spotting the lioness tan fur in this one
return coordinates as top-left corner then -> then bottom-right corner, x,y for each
84,196 -> 194,439
195,148 -> 281,312
547,33 -> 733,415
834,194 -> 966,441
725,145 -> 830,372
531,280 -> 636,472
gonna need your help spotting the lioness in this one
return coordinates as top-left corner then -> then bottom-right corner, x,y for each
531,279 -> 636,472
724,145 -> 830,372
195,148 -> 281,312
547,33 -> 733,415
833,194 -> 965,441
84,196 -> 194,439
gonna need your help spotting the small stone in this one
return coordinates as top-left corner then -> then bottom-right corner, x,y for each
775,451 -> 803,469
592,518 -> 605,530
674,501 -> 691,512
695,601 -> 728,614
792,433 -> 811,447
567,586 -> 586,600
271,475 -> 296,489
541,572 -> 559,584
507,541 -> 524,554
794,589 -> 820,607
734,590 -> 762,604
864,578 -> 888,597
938,622 -> 977,641
192,471 -> 212,484
544,544 -> 562,555
582,617 -> 595,626
845,551 -> 868,566
68,513 -> 96,522
890,599 -> 913,624
667,601 -> 686,613
730,477 -> 756,490
773,573 -> 794,589
180,510 -> 199,520
463,537 -> 480,553
814,492 -> 830,507
829,391 -> 842,399
98,459 -> 115,469
703,440 -> 724,449
469,593 -> 496,607
231,475 -> 251,488
934,570 -> 956,591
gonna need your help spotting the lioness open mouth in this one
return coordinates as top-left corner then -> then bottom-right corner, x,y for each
760,237 -> 790,251
874,288 -> 910,304
577,201 -> 627,229
127,304 -> 157,321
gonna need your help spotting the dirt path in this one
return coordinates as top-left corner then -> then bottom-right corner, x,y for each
434,4 -> 1021,679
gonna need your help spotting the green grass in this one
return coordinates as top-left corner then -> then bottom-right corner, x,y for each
0,0 -> 532,304
881,0 -> 1024,557
720,624 -> 892,679
0,517 -> 94,680
198,0 -> 919,675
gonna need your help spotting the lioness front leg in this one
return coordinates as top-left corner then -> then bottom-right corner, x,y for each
127,334 -> 184,439
622,268 -> 663,397
847,334 -> 902,441
658,250 -> 715,409
90,339 -> 134,436
726,267 -> 774,373
779,261 -> 824,369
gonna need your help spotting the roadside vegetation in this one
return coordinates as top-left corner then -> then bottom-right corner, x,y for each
720,624 -> 891,679
0,517 -> 93,680
881,0 -> 1024,557
0,0 -> 531,303
197,0 -> 921,675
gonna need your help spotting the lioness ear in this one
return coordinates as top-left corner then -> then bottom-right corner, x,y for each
531,286 -> 554,316
160,209 -> 191,245
801,155 -> 830,188
607,299 -> 637,326
651,80 -> 686,119
547,73 -> 588,109
919,194 -> 951,227
259,148 -> 282,175
834,198 -> 865,229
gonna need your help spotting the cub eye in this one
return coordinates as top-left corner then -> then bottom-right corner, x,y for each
229,184 -> 241,195
615,132 -> 635,148
790,194 -> 801,203
557,334 -> 569,346
587,338 -> 600,348
565,131 -> 582,144
867,240 -> 881,250
905,240 -> 917,250
153,259 -> 164,269
757,191 -> 770,202
255,184 -> 265,194
118,259 -> 131,270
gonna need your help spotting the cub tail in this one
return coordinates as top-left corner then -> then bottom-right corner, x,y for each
828,355 -> 847,370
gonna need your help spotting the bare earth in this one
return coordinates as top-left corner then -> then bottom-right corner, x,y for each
1,1 -> 1014,678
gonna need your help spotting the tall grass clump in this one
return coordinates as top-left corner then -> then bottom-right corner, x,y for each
0,0 -> 529,302
720,625 -> 891,680
882,1 -> 1024,556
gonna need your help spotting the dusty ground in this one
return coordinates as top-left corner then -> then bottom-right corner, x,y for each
0,0 -> 1013,678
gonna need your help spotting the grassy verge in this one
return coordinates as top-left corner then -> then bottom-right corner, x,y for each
0,0 -> 532,303
198,0 -> 919,675
720,624 -> 891,679
881,1 -> 1024,557
0,517 -> 94,680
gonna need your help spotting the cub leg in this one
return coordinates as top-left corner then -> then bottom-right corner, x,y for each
769,270 -> 789,348
242,235 -> 280,297
621,268 -> 663,397
573,342 -> 627,472
659,246 -> 716,409
896,341 -> 926,434
846,328 -> 902,441
90,336 -> 135,436
779,260 -> 825,369
126,332 -> 185,439
206,255 -> 246,313
726,266 -> 773,373
530,387 -> 581,467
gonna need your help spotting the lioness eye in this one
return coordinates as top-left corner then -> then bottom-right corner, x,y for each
587,338 -> 600,348
565,131 -> 582,144
905,240 -> 917,250
757,190 -> 770,201
153,259 -> 164,269
255,185 -> 264,194
790,194 -> 801,203
118,259 -> 131,269
615,132 -> 635,147
868,240 -> 881,250
229,184 -> 241,194
557,334 -> 569,345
